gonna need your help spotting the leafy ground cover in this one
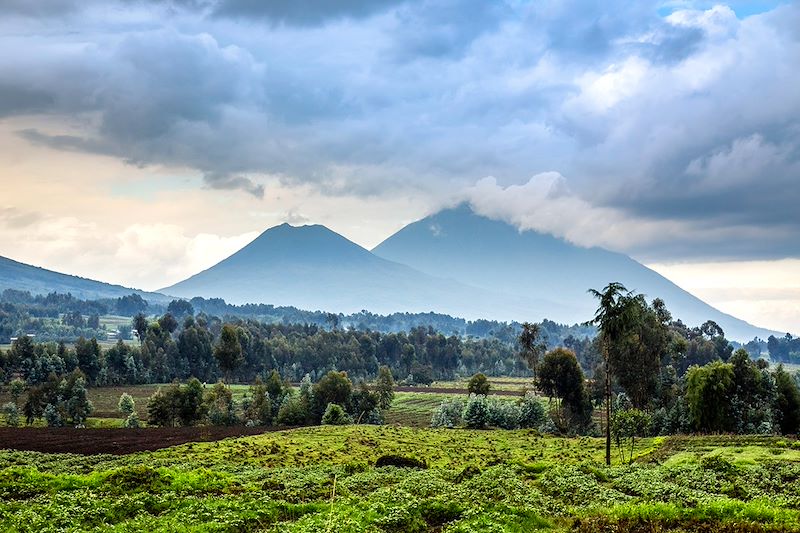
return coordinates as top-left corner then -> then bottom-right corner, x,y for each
2,427 -> 799,532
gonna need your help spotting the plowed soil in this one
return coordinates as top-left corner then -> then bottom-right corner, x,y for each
0,426 -> 282,455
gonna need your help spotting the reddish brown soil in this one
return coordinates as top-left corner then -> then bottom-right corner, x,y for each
0,426 -> 283,455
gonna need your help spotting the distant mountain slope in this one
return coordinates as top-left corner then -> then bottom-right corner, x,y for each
0,255 -> 170,302
160,223 -> 555,320
373,205 -> 778,341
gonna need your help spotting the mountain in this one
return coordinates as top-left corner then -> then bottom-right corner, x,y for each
160,223 -> 554,319
0,255 -> 170,303
373,205 -> 779,341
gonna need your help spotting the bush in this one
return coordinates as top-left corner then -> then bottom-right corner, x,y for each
486,397 -> 520,429
321,403 -> 351,425
463,394 -> 489,429
43,403 -> 63,427
124,411 -> 141,428
518,392 -> 546,429
118,393 -> 135,417
375,454 -> 427,469
467,373 -> 490,396
431,398 -> 464,428
206,382 -> 239,426
2,402 -> 20,427
276,392 -> 309,426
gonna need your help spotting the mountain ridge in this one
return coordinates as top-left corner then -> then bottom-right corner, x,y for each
0,255 -> 171,303
372,204 -> 780,341
160,222 -> 555,320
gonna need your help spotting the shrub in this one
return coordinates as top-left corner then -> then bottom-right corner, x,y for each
486,397 -> 520,429
105,466 -> 168,493
375,454 -> 427,469
463,394 -> 489,429
118,393 -> 135,417
124,411 -> 141,428
2,402 -> 20,427
467,373 -> 491,396
276,392 -> 310,425
43,403 -> 63,427
518,392 -> 546,429
206,382 -> 239,426
321,403 -> 351,425
431,398 -> 464,428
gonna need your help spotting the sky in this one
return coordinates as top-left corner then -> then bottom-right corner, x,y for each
0,0 -> 797,333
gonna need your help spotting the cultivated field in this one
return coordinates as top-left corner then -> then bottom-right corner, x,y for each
2,427 -> 799,532
2,380 -> 528,429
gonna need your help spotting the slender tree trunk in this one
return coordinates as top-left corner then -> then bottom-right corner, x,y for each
605,347 -> 611,466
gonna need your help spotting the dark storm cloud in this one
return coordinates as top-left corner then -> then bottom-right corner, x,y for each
2,1 -> 799,261
0,85 -> 55,117
0,0 -> 82,16
212,0 -> 408,25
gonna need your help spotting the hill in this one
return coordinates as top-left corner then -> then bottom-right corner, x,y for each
373,204 -> 778,340
160,223 -> 549,319
0,255 -> 170,303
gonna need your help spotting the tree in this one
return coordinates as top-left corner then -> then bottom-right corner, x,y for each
74,337 -> 102,384
180,378 -> 207,426
325,313 -> 341,331
608,296 -> 670,409
467,373 -> 491,396
410,363 -> 434,385
322,403 -> 351,425
611,408 -> 652,463
276,392 -> 309,425
375,366 -> 395,410
351,381 -> 379,423
587,282 -> 632,465
313,371 -> 353,421
64,374 -> 93,426
518,322 -> 545,382
158,313 -> 178,334
518,392 -> 546,429
246,377 -> 272,425
133,313 -> 148,344
167,299 -> 195,319
87,314 -> 100,329
214,324 -> 243,382
2,402 -> 20,427
9,378 -> 25,406
115,293 -> 148,317
538,347 -> 592,432
206,381 -> 238,426
147,387 -> 179,427
685,361 -> 735,432
463,394 -> 489,429
774,365 -> 800,434
118,393 -> 135,417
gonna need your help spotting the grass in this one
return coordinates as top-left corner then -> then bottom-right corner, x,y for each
1,428 -> 799,532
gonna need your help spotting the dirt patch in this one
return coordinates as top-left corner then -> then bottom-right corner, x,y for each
0,426 -> 283,455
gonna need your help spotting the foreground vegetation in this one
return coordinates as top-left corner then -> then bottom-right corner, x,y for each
2,427 -> 800,532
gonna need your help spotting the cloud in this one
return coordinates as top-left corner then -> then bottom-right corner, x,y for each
284,209 -> 310,225
1,1 -> 798,262
204,172 -> 265,198
212,0 -> 408,26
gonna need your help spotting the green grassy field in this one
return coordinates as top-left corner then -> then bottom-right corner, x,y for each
1,427 -> 799,532
3,383 -> 501,428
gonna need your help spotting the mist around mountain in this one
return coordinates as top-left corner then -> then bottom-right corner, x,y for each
160,223 -> 556,320
372,205 -> 779,341
0,255 -> 170,303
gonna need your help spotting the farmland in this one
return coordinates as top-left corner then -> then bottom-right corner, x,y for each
1,379 -> 526,430
2,426 -> 800,532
